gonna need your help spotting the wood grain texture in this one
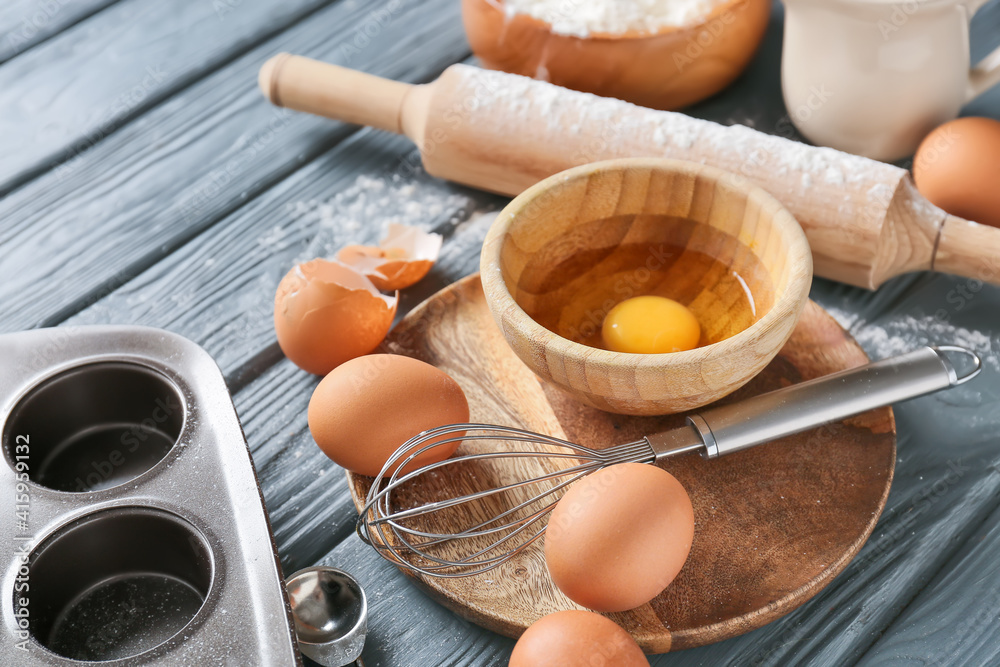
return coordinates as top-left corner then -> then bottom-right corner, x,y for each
0,0 -> 336,193
260,53 -> 413,134
63,128 -> 481,379
61,132 -> 501,577
262,50 -> 1000,290
417,65 -> 997,291
480,158 -> 813,415
239,210 -> 504,577
347,274 -> 895,653
657,272 -> 1000,665
664,435 -> 1000,666
272,270 -> 1000,667
7,0 -> 1000,663
315,534 -> 517,667
461,0 -> 771,110
858,496 -> 1000,667
933,213 -> 1000,283
0,0 -> 118,64
0,0 -> 470,334
234,356 -> 357,574
248,274 -> 998,667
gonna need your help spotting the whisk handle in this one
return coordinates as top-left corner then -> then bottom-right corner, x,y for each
689,346 -> 980,459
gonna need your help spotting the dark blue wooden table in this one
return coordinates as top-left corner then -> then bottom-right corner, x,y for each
3,1 -> 1000,664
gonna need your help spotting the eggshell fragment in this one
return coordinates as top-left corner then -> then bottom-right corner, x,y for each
545,463 -> 694,612
274,259 -> 397,375
336,223 -> 443,290
914,117 -> 1000,229
509,610 -> 648,667
307,354 -> 469,477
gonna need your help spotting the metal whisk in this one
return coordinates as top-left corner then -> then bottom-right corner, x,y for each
357,346 -> 980,577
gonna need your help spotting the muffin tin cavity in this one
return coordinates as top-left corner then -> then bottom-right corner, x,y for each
3,362 -> 184,492
22,507 -> 213,662
0,326 -> 298,665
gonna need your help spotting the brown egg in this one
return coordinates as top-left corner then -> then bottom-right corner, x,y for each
462,0 -> 771,110
914,117 -> 1000,229
510,610 -> 648,667
307,354 -> 469,477
336,224 -> 443,290
545,463 -> 694,612
274,259 -> 397,375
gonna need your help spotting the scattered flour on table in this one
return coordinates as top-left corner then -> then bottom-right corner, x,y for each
283,171 -> 468,259
503,0 -> 730,36
825,306 -> 999,372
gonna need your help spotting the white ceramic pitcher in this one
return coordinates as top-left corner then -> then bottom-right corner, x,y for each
781,0 -> 1000,161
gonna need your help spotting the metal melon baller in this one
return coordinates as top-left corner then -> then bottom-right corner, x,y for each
357,345 -> 982,577
286,566 -> 368,667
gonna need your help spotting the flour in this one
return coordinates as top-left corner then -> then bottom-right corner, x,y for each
286,171 -> 468,260
502,0 -> 731,36
451,64 -> 904,210
825,306 -> 999,372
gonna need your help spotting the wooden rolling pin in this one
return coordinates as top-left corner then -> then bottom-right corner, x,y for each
259,54 -> 1000,290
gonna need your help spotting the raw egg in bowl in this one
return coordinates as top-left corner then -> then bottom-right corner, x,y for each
479,157 -> 813,415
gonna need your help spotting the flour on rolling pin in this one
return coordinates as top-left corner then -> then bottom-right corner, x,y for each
259,55 -> 1000,289
420,65 -> 948,287
502,0 -> 731,36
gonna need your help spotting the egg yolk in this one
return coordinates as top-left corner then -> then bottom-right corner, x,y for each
602,296 -> 701,354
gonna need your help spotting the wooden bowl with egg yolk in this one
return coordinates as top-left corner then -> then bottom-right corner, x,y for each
479,158 -> 813,416
461,0 -> 772,110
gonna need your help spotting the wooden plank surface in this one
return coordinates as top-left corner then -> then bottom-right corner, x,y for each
0,0 -> 339,193
62,128 -> 486,379
5,0 -> 1000,664
239,209 -> 502,576
858,500 -> 1000,667
57,112 -> 502,573
0,0 -> 469,334
0,0 -> 119,64
273,272 -> 1000,667
316,533 -> 517,667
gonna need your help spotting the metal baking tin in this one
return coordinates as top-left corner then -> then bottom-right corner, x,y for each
0,326 -> 300,665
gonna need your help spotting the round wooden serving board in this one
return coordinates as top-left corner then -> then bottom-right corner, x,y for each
348,274 -> 896,653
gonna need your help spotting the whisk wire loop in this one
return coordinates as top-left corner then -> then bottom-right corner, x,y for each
356,424 -> 656,577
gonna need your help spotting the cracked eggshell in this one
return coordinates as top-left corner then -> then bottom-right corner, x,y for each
336,224 -> 443,290
274,258 -> 397,375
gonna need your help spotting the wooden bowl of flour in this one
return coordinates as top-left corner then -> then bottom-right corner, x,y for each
462,0 -> 771,110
